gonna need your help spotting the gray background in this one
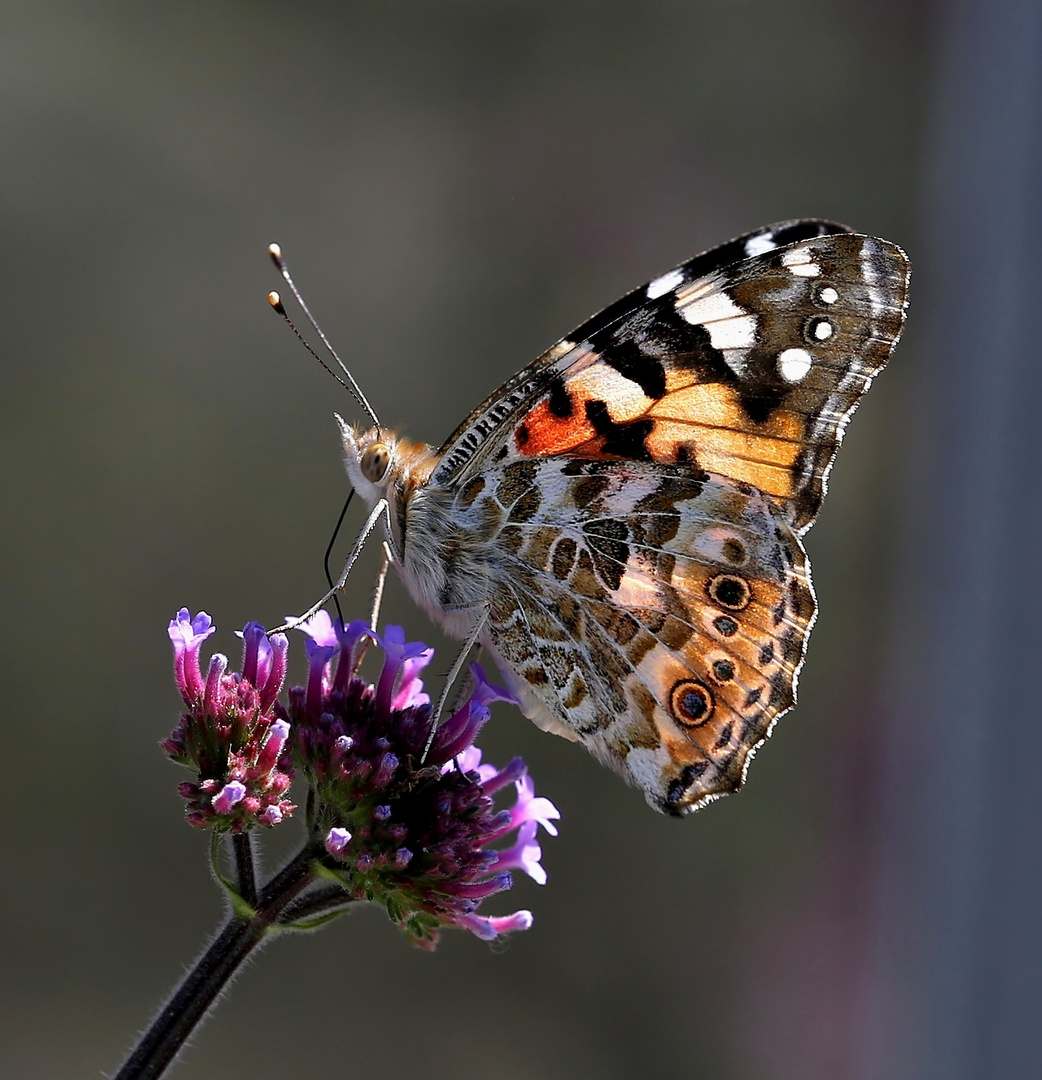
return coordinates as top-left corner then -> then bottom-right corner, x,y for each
3,1 -> 1038,1077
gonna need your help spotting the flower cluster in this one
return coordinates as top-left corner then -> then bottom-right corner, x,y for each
164,610 -> 295,832
285,613 -> 560,947
163,608 -> 560,947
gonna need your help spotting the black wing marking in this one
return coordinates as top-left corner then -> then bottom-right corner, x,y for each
434,220 -> 853,485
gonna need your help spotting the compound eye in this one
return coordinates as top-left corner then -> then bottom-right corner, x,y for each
360,442 -> 391,483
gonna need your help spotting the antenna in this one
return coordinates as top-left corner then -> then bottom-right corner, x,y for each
267,292 -> 350,392
267,243 -> 381,428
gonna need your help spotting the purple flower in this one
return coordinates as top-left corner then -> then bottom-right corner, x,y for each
165,608 -> 561,948
375,625 -> 432,713
510,774 -> 561,836
168,609 -> 216,704
212,781 -> 246,814
484,772 -> 561,842
284,622 -> 560,948
325,828 -> 352,856
430,664 -> 515,764
163,611 -> 295,833
292,611 -> 375,717
237,622 -> 288,710
490,821 -> 546,884
457,909 -> 534,941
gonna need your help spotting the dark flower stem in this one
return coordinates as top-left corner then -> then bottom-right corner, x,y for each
232,833 -> 257,906
114,845 -> 321,1080
277,882 -> 354,926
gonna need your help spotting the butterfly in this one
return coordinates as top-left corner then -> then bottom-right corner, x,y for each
318,219 -> 909,815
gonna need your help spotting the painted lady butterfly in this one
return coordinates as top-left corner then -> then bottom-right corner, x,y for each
291,219 -> 909,815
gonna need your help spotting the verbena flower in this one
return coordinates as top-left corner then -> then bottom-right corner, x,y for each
284,611 -> 561,948
163,610 -> 295,832
162,607 -> 560,947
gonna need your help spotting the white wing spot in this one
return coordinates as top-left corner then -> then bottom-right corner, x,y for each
548,339 -> 578,368
677,290 -> 757,350
744,234 -> 778,258
782,246 -> 820,278
707,315 -> 757,352
778,347 -> 813,382
819,286 -> 839,304
625,746 -> 673,797
646,269 -> 684,300
813,319 -> 833,341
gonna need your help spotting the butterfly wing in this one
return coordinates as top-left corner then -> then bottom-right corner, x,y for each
427,221 -> 908,812
459,456 -> 813,814
436,219 -> 853,491
435,221 -> 909,534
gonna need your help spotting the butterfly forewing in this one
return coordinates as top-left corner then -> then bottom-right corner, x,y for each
433,218 -> 854,487
436,229 -> 908,537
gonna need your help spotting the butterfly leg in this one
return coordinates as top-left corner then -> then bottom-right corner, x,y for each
420,600 -> 491,763
344,542 -> 396,678
276,498 -> 390,632
369,541 -> 394,631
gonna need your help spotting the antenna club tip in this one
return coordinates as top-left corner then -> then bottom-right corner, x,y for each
268,243 -> 282,259
268,291 -> 286,313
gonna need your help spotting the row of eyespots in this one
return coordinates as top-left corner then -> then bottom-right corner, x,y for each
669,567 -> 757,728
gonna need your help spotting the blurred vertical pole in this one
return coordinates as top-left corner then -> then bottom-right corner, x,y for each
863,1 -> 1042,1077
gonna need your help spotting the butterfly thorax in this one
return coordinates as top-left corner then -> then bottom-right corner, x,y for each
338,417 -> 491,637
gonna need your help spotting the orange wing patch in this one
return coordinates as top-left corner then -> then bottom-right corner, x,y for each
515,360 -> 806,502
515,358 -> 642,456
646,382 -> 804,500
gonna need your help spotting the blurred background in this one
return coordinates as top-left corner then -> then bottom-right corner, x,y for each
3,0 -> 1040,1076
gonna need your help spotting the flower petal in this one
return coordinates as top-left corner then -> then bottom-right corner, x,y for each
212,781 -> 246,814
512,774 -> 561,836
325,827 -> 352,856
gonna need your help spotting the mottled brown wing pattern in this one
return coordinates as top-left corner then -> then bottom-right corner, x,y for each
453,457 -> 814,814
436,230 -> 909,535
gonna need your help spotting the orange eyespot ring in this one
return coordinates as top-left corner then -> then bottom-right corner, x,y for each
360,442 -> 391,483
707,573 -> 751,611
670,680 -> 714,728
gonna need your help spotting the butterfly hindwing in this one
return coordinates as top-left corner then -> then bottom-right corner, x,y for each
457,457 -> 814,813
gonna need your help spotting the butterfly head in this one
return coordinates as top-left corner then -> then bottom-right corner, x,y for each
337,415 -> 394,503
336,414 -> 439,510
